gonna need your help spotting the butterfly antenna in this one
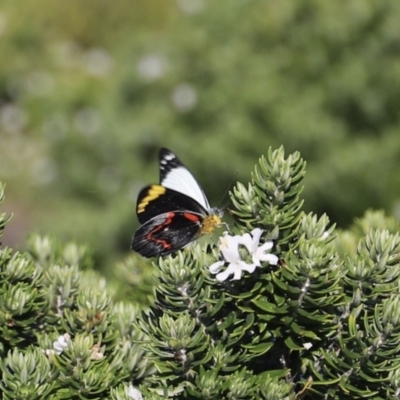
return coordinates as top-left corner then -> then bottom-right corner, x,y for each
217,170 -> 238,211
215,171 -> 239,233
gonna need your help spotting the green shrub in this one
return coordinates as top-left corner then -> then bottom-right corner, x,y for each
1,147 -> 400,399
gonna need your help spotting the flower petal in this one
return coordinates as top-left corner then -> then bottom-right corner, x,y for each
237,232 -> 252,247
262,254 -> 279,265
257,240 -> 273,252
219,231 -> 240,249
231,267 -> 244,280
240,262 -> 257,274
209,261 -> 224,274
250,228 -> 263,243
216,268 -> 234,282
251,238 -> 279,267
253,253 -> 279,266
216,261 -> 259,281
220,235 -> 241,262
239,228 -> 264,253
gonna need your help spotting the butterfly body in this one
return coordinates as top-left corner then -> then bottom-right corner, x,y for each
131,148 -> 223,257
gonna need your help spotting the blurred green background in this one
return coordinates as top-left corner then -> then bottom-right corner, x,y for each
1,0 -> 400,270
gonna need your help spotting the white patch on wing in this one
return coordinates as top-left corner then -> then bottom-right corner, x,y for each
161,166 -> 210,210
163,153 -> 175,161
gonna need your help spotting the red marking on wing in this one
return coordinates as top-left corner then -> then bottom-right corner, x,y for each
146,212 -> 175,250
183,212 -> 201,222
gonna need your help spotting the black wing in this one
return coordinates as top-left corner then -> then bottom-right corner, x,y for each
136,185 -> 206,224
131,211 -> 203,257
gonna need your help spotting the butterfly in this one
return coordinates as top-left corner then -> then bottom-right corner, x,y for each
131,148 -> 224,257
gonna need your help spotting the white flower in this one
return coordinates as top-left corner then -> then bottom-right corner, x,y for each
127,385 -> 143,400
239,228 -> 279,267
209,229 -> 278,282
53,333 -> 70,355
209,232 -> 256,281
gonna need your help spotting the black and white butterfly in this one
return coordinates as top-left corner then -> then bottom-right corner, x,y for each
131,148 -> 223,257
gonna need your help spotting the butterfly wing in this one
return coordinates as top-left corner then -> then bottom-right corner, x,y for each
132,148 -> 220,258
159,148 -> 210,210
131,211 -> 203,257
136,185 -> 207,224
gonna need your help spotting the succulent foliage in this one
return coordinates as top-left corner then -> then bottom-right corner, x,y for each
1,147 -> 400,399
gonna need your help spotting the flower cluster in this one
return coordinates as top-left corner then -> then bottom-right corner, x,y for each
209,228 -> 278,281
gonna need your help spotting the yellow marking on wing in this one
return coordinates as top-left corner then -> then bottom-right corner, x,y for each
137,185 -> 166,213
200,214 -> 222,234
